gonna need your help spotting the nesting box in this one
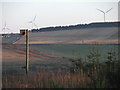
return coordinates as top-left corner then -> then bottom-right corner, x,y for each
20,29 -> 28,35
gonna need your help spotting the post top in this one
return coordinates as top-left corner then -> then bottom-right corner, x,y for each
20,29 -> 28,35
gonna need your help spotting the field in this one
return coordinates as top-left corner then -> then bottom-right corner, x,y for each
2,26 -> 120,88
2,44 -> 120,88
29,44 -> 118,60
13,27 -> 118,44
3,44 -> 119,73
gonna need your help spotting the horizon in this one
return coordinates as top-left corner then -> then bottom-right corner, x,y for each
0,21 -> 119,34
0,0 -> 119,34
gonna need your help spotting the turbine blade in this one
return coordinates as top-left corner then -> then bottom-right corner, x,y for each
34,23 -> 38,28
97,9 -> 105,13
33,16 -> 36,21
6,28 -> 10,30
28,21 -> 32,23
32,23 -> 33,28
5,22 -> 6,27
2,28 -> 5,31
106,8 -> 113,13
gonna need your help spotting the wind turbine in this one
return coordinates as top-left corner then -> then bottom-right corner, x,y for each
97,8 -> 113,22
28,16 -> 38,29
2,22 -> 10,34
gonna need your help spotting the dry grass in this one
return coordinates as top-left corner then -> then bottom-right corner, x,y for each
2,71 -> 91,88
2,50 -> 120,88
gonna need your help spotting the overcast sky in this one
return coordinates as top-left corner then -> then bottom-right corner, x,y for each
0,0 -> 119,33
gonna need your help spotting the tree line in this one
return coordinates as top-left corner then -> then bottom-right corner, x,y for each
30,22 -> 120,32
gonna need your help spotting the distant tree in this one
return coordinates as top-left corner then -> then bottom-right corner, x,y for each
30,22 -> 120,33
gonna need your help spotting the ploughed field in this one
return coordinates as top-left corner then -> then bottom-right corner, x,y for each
2,44 -> 119,75
2,25 -> 120,88
2,27 -> 118,44
2,27 -> 119,75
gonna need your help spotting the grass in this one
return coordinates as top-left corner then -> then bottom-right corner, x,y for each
9,44 -> 118,60
2,49 -> 120,88
3,72 -> 91,88
31,44 -> 118,61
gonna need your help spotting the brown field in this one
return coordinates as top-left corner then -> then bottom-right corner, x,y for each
2,44 -> 72,75
2,27 -> 119,88
13,27 -> 119,44
2,49 -> 120,88
2,44 -> 65,62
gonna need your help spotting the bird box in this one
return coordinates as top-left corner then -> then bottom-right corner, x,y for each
20,29 -> 28,36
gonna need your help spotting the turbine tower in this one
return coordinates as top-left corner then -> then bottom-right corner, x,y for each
28,16 -> 38,29
97,8 -> 113,22
2,22 -> 10,34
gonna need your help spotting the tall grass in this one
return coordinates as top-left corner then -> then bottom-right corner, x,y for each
2,50 -> 120,88
70,50 -> 119,88
3,72 -> 91,88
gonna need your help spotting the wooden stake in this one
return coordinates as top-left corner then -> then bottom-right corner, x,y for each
25,30 -> 29,74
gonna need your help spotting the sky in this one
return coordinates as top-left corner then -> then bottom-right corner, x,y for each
0,0 -> 119,34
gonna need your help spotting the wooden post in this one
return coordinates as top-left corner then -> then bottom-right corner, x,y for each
20,29 -> 29,74
25,30 -> 29,74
